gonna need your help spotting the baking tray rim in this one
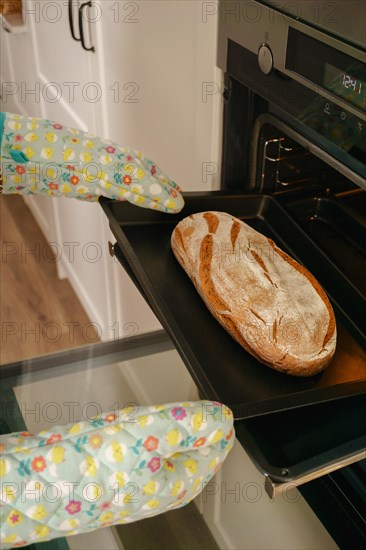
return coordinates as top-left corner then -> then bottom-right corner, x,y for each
100,193 -> 366,422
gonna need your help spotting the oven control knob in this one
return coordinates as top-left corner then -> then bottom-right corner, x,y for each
258,43 -> 273,75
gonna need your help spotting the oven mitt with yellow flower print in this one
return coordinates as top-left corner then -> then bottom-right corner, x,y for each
0,112 -> 184,213
0,401 -> 234,549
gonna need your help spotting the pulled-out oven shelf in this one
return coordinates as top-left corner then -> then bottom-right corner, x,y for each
101,193 -> 366,422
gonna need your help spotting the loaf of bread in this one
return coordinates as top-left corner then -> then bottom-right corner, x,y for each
171,211 -> 337,376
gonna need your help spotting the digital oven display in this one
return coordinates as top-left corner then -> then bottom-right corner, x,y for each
324,62 -> 365,111
341,73 -> 362,95
286,28 -> 366,113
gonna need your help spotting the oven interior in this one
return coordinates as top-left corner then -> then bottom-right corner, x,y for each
253,121 -> 357,194
253,116 -> 366,294
222,103 -> 366,348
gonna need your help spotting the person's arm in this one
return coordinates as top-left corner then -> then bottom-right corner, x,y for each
0,112 -> 184,213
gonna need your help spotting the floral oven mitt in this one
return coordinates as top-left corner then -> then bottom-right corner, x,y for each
0,401 -> 234,549
0,112 -> 184,213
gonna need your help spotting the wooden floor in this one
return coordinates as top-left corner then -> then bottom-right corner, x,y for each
0,195 -> 219,550
0,195 -> 98,364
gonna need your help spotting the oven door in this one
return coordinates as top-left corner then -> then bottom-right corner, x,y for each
0,330 -> 362,550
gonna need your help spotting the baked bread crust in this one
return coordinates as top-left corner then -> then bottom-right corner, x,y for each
171,211 -> 337,376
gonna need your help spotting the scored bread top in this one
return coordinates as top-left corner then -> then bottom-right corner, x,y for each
171,211 -> 337,376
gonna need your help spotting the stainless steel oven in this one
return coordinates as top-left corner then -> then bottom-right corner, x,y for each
217,0 -> 365,189
217,1 -> 366,545
100,2 -> 366,546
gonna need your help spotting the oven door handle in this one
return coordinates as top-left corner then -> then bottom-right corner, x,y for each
78,1 -> 95,52
68,0 -> 81,42
265,445 -> 366,499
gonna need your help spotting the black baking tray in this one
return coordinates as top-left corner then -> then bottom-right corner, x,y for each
100,193 -> 366,420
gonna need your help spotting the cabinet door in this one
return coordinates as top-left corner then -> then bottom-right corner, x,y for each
25,0 -> 97,128
1,1 -> 223,337
95,0 -> 222,190
0,26 -> 40,116
1,1 -> 118,337
95,0 -> 223,334
0,5 -> 56,248
23,1 -> 114,336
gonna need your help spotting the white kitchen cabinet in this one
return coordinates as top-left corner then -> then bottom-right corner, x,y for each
0,12 -> 58,244
21,0 -> 115,333
0,22 -> 39,116
0,3 -> 57,250
94,0 -> 223,335
94,0 -> 223,190
1,1 -> 117,335
0,0 -> 222,337
23,0 -> 98,129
